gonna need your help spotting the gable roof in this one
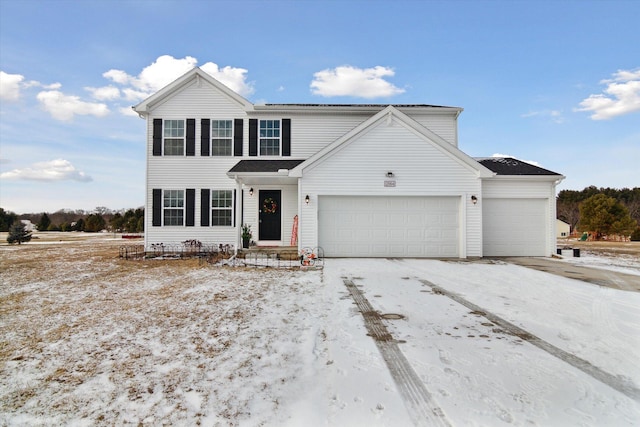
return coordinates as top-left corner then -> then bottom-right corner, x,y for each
476,157 -> 562,176
290,105 -> 494,178
132,68 -> 253,115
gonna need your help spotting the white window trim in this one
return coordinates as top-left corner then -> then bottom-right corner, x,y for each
258,119 -> 281,157
163,189 -> 185,226
211,189 -> 234,227
211,119 -> 234,157
163,119 -> 185,156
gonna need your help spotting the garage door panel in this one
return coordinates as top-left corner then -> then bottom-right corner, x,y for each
483,198 -> 547,256
319,196 -> 459,257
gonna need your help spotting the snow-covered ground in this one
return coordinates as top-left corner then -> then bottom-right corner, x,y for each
561,250 -> 640,277
1,239 -> 639,426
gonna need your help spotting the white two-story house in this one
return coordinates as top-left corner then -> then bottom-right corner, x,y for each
133,68 -> 564,258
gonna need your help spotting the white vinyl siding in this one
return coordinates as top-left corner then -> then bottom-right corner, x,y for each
145,79 -> 246,246
298,119 -> 481,257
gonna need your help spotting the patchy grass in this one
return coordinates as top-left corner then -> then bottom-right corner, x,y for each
0,235 -> 325,425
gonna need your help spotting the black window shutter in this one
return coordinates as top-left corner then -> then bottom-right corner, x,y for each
152,189 -> 162,226
233,189 -> 237,227
201,119 -> 210,156
186,189 -> 195,226
186,119 -> 195,156
234,119 -> 243,156
282,118 -> 291,156
153,119 -> 162,156
201,189 -> 210,226
249,119 -> 258,156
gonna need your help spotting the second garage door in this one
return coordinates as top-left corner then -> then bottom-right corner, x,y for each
483,198 -> 548,256
318,196 -> 459,257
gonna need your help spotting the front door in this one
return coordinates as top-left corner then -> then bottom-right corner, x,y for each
259,190 -> 281,241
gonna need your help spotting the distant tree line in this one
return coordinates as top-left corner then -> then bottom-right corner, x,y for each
0,207 -> 144,234
557,186 -> 640,240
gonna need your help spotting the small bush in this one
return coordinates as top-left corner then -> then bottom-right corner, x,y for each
631,227 -> 640,242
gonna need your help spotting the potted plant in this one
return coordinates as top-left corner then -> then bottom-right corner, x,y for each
241,223 -> 252,249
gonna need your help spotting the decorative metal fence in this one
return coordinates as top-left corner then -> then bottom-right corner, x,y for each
118,241 -> 324,269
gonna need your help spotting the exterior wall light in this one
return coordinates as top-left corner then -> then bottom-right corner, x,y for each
471,195 -> 478,205
305,195 -> 310,204
249,188 -> 254,196
386,171 -> 395,178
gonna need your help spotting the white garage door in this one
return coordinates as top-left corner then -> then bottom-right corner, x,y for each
483,198 -> 547,256
318,196 -> 459,257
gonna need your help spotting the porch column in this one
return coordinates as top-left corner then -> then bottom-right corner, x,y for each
235,177 -> 243,255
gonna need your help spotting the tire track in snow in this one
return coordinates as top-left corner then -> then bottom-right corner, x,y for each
343,278 -> 451,427
419,279 -> 640,403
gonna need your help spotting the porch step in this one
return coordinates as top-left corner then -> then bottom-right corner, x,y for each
241,246 -> 299,261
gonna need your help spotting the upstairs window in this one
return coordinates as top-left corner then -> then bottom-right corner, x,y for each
259,120 -> 280,156
163,190 -> 184,225
211,120 -> 233,156
163,120 -> 185,155
211,190 -> 233,226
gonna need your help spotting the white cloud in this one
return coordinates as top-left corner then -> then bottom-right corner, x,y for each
103,55 -> 254,102
200,62 -> 254,96
0,71 -> 25,101
575,68 -> 640,120
36,90 -> 110,121
85,85 -> 120,101
310,65 -> 405,98
0,159 -> 92,182
521,109 -> 564,124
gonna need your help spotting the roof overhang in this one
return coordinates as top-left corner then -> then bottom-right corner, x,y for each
483,174 -> 566,184
226,159 -> 304,185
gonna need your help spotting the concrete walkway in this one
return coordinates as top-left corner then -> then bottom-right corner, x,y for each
504,257 -> 640,292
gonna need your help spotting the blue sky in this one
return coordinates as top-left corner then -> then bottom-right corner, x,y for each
1,0 -> 638,214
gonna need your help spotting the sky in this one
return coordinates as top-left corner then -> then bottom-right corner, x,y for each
0,0 -> 638,214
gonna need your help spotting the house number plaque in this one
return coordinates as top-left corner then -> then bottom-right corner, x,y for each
384,180 -> 396,187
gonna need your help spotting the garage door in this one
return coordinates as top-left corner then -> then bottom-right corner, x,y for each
318,196 -> 459,257
483,198 -> 547,256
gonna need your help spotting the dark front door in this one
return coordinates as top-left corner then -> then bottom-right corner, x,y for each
259,190 -> 281,241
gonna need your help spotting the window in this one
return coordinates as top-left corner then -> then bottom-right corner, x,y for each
211,120 -> 233,156
163,120 -> 185,155
211,190 -> 233,226
259,119 -> 280,156
163,190 -> 184,225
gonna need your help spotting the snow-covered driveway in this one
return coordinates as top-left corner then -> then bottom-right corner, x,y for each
319,258 -> 640,426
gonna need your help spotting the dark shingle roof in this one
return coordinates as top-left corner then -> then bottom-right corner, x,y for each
476,157 -> 562,176
228,159 -> 305,173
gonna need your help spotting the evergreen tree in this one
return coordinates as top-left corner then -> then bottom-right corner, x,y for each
37,213 -> 51,231
7,221 -> 32,244
579,194 -> 636,239
84,213 -> 106,232
0,208 -> 18,232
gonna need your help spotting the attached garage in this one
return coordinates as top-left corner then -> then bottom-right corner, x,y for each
483,198 -> 548,256
318,196 -> 460,257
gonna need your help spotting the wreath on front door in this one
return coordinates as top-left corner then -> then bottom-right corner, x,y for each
262,197 -> 278,214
